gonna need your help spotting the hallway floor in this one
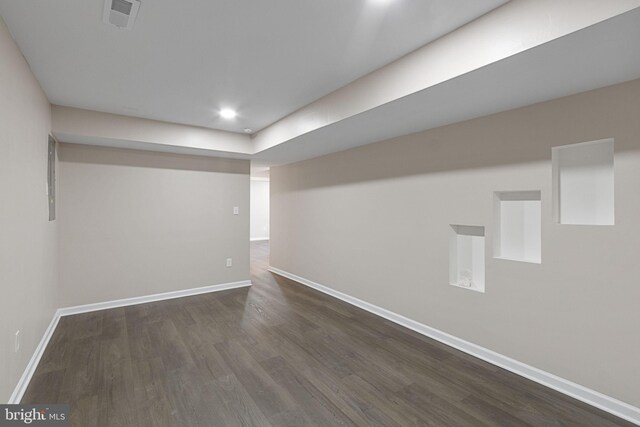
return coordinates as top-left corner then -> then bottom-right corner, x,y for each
22,241 -> 632,426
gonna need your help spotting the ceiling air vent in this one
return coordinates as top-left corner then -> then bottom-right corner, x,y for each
103,0 -> 140,29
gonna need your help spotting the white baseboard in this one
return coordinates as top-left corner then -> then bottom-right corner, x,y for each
268,266 -> 640,426
9,279 -> 252,404
250,237 -> 269,242
8,313 -> 60,404
57,280 -> 252,316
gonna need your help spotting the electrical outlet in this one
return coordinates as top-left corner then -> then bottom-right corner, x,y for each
233,206 -> 239,215
226,258 -> 233,267
14,330 -> 20,353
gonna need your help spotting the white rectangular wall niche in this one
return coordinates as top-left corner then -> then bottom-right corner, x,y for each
449,225 -> 485,293
493,191 -> 541,264
552,139 -> 614,225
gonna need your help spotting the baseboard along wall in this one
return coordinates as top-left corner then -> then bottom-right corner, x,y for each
268,266 -> 640,426
9,279 -> 252,404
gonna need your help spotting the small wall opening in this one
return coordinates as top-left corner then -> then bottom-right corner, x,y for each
552,139 -> 614,226
449,225 -> 485,293
493,191 -> 541,264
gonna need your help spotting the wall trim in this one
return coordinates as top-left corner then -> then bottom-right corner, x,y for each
9,279 -> 252,404
8,313 -> 60,404
268,266 -> 640,426
57,280 -> 252,317
250,237 -> 270,242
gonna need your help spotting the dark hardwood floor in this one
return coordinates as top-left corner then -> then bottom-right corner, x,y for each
23,241 -> 632,426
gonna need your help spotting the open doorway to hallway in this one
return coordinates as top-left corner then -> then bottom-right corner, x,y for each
250,177 -> 269,242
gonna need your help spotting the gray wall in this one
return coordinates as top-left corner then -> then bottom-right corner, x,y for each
270,78 -> 640,407
0,18 -> 57,401
58,143 -> 250,307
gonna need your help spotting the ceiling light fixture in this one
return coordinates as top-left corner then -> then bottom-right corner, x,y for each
243,128 -> 253,134
219,108 -> 237,119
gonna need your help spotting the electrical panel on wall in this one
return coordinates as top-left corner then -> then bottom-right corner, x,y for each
449,225 -> 485,293
47,135 -> 56,221
552,139 -> 614,226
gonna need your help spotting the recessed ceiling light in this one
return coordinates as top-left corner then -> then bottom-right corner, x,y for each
243,128 -> 253,134
219,108 -> 237,119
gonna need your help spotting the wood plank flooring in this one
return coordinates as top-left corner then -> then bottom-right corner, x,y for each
22,241 -> 633,426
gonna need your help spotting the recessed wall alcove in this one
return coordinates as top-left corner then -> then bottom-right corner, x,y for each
552,139 -> 614,226
449,225 -> 485,293
493,191 -> 541,264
